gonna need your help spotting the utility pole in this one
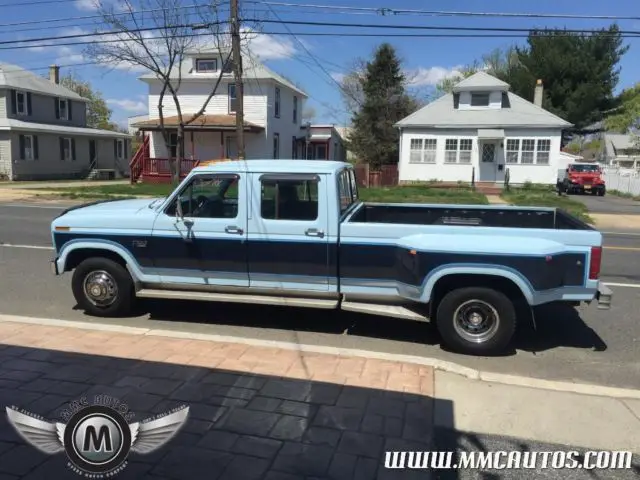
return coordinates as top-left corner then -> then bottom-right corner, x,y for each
230,0 -> 245,159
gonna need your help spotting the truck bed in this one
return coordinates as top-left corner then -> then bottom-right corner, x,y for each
347,203 -> 593,230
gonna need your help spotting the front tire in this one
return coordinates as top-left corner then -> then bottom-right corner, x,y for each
71,257 -> 134,317
435,287 -> 516,356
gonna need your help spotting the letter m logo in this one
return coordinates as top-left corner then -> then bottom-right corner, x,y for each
82,425 -> 113,452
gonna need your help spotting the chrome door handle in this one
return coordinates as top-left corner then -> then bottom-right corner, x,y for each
225,226 -> 244,235
305,228 -> 324,238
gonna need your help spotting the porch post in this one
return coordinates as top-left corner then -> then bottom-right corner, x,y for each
326,139 -> 330,160
220,131 -> 224,158
190,131 -> 195,160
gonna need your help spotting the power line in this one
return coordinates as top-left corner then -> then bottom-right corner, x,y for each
252,1 -> 640,22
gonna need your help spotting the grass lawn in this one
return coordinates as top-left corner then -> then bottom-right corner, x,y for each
501,187 -> 592,223
32,183 -> 489,205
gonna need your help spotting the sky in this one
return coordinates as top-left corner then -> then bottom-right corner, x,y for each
1,0 -> 640,128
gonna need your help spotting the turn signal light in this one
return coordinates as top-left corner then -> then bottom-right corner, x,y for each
589,246 -> 602,280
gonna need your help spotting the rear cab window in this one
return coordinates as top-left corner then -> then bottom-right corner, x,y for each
337,168 -> 359,217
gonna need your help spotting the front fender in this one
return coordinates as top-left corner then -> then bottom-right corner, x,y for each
56,239 -> 144,281
419,264 -> 535,304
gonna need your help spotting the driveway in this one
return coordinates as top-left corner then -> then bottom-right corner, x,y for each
572,194 -> 640,214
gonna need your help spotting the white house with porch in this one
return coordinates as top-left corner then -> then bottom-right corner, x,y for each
396,72 -> 573,185
131,48 -> 308,181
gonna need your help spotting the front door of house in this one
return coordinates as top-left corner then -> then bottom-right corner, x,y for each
480,143 -> 497,181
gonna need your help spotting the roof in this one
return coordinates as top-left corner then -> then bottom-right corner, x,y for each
0,119 -> 130,138
606,133 -> 639,150
452,71 -> 510,92
132,114 -> 263,131
0,63 -> 86,101
138,52 -> 308,97
395,91 -> 573,129
192,159 -> 351,175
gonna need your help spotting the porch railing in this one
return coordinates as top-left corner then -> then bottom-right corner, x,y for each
142,157 -> 199,178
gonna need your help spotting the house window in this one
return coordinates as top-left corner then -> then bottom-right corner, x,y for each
16,91 -> 27,115
116,139 -> 125,160
195,58 -> 217,72
19,134 -> 37,161
168,133 -> 178,158
506,139 -> 520,164
521,139 -> 535,164
58,99 -> 68,120
260,176 -> 319,221
60,137 -> 74,161
444,139 -> 458,163
293,96 -> 298,123
409,138 -> 437,164
228,84 -> 237,114
316,144 -> 327,160
273,133 -> 280,159
536,139 -> 551,164
459,139 -> 472,163
274,87 -> 280,118
471,93 -> 490,107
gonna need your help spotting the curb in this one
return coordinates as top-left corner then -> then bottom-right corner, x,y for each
2,313 -> 640,400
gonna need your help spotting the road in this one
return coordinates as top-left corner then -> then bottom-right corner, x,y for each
1,202 -> 639,390
572,193 -> 640,215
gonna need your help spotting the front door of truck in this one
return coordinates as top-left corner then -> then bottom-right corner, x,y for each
151,173 -> 248,287
246,172 -> 330,292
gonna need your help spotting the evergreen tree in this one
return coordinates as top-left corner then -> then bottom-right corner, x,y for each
349,44 -> 415,169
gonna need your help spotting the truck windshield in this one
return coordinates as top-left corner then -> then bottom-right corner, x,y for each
570,164 -> 600,173
338,168 -> 359,216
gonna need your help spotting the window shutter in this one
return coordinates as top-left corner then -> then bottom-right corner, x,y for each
71,138 -> 76,161
26,92 -> 32,116
55,98 -> 60,119
68,100 -> 73,121
34,136 -> 39,160
59,138 -> 64,160
453,93 -> 460,109
114,139 -> 118,158
19,135 -> 25,160
10,90 -> 17,115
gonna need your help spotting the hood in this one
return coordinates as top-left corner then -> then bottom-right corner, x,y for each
56,197 -> 165,218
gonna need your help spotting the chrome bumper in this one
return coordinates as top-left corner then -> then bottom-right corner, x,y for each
596,282 -> 612,310
50,259 -> 59,275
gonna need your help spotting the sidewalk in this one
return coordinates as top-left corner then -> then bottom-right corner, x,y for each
0,319 -> 638,480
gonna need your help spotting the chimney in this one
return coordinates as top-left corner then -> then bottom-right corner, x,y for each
49,65 -> 60,84
534,79 -> 543,107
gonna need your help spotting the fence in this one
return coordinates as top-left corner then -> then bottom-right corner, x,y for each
602,167 -> 640,196
353,163 -> 399,188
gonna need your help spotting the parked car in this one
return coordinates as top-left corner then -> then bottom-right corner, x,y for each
50,160 -> 612,356
557,163 -> 606,196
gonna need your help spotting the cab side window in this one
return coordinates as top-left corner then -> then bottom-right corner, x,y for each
260,176 -> 318,221
166,174 -> 239,218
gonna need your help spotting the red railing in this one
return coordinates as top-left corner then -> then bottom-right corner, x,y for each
140,157 -> 199,183
129,134 -> 150,184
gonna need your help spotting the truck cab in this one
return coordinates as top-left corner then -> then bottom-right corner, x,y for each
51,160 -> 612,356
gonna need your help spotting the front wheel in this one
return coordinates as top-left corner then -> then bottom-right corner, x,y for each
435,287 -> 517,356
71,257 -> 134,317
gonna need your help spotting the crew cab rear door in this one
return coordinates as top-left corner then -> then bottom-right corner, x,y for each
246,172 -> 331,292
150,172 -> 249,287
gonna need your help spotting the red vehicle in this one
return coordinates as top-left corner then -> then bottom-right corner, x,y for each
558,163 -> 606,196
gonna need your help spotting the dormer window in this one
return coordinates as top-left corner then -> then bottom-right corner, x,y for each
471,92 -> 490,107
195,58 -> 217,72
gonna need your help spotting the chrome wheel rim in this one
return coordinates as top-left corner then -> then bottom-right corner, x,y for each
453,299 -> 500,343
83,270 -> 118,307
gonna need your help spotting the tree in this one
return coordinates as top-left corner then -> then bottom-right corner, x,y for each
349,43 -> 415,169
60,73 -> 116,130
605,83 -> 640,133
84,0 -> 257,184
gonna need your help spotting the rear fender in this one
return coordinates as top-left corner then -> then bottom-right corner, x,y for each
419,265 -> 535,305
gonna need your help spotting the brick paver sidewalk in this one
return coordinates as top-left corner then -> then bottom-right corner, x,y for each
0,321 -> 434,480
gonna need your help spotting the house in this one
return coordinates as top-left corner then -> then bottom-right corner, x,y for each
395,72 -> 573,185
334,126 -> 355,161
131,48 -> 308,181
603,133 -> 640,169
295,124 -> 347,161
128,114 -> 148,136
0,63 -> 131,181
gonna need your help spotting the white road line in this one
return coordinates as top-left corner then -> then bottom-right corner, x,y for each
0,203 -> 66,209
0,243 -> 53,250
603,282 -> 640,289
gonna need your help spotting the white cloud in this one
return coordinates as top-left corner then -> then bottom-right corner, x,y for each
330,72 -> 345,83
107,98 -> 147,113
74,0 -> 98,10
406,66 -> 464,87
241,28 -> 298,60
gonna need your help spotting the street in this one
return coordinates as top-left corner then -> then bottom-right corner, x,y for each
1,202 -> 639,390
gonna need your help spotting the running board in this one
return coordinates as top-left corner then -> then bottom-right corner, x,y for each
135,289 -> 339,309
341,301 -> 429,322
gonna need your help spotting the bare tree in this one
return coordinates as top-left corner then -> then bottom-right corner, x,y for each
84,0 -> 252,184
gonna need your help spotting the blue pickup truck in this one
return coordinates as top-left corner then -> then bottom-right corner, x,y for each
50,160 -> 612,355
